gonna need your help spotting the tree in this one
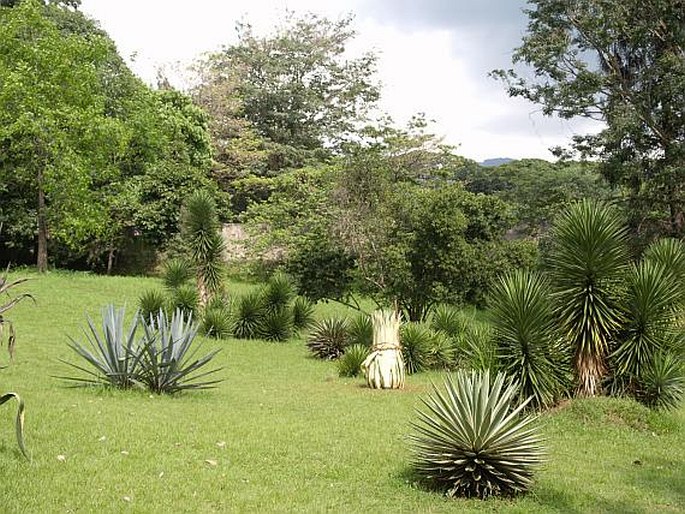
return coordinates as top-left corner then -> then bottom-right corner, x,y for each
194,12 -> 380,177
496,0 -> 685,242
0,0 -> 119,271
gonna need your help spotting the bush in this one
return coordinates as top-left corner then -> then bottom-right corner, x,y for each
409,370 -> 545,498
338,344 -> 369,377
637,352 -> 685,410
400,323 -> 432,374
201,305 -> 234,339
233,291 -> 266,339
348,312 -> 373,347
139,289 -> 167,322
425,331 -> 456,370
261,272 -> 296,313
456,321 -> 498,372
169,284 -> 199,317
307,317 -> 349,360
430,304 -> 467,340
258,307 -> 294,342
162,258 -> 194,290
292,296 -> 315,331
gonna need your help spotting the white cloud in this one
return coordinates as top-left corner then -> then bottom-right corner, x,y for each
79,0 -> 601,162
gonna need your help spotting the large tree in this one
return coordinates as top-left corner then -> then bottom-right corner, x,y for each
496,0 -> 685,242
194,13 -> 380,179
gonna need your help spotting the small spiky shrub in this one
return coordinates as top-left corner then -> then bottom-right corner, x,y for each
162,258 -> 194,290
292,296 -> 315,331
430,304 -> 467,340
409,370 -> 545,499
489,270 -> 570,409
636,352 -> 684,410
338,344 -> 369,377
400,322 -> 432,374
201,305 -> 234,339
261,272 -> 296,313
307,317 -> 349,360
348,312 -> 373,347
233,291 -> 266,339
139,289 -> 167,321
457,321 -> 498,372
138,309 -> 222,394
258,308 -> 294,342
169,284 -> 199,317
425,331 -> 456,370
62,305 -> 141,389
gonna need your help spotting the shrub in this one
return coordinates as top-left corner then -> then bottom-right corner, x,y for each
258,307 -> 294,342
292,296 -> 315,331
201,305 -> 234,339
430,304 -> 467,340
409,370 -> 545,499
139,289 -> 167,322
425,331 -> 456,370
307,317 -> 349,360
233,291 -> 265,339
162,258 -> 194,290
456,321 -> 498,372
261,272 -> 296,313
169,284 -> 199,317
348,312 -> 373,347
63,305 -> 141,389
138,309 -> 222,394
636,352 -> 684,410
400,323 -> 432,374
489,270 -> 570,409
338,344 -> 369,377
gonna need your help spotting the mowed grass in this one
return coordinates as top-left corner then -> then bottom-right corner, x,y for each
0,270 -> 683,513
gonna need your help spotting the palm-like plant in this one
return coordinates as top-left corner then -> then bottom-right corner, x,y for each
261,272 -> 295,313
292,296 -> 315,332
430,304 -> 467,340
545,200 -> 629,396
62,305 -> 140,388
456,321 -> 498,373
137,309 -> 222,394
258,307 -> 294,342
636,352 -> 684,410
337,344 -> 369,377
612,261 -> 682,380
233,291 -> 266,339
489,270 -> 570,409
139,289 -> 167,322
161,258 -> 194,290
307,317 -> 349,359
181,191 -> 226,307
409,370 -> 545,499
400,322 -> 432,374
348,312 -> 373,347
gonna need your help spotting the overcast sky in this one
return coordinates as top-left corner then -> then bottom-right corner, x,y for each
79,0 -> 600,162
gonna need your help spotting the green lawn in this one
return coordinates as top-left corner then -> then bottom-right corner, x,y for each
1,270 -> 683,513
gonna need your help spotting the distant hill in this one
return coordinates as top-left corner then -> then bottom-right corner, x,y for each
479,158 -> 514,167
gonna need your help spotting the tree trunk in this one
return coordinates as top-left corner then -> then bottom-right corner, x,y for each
575,351 -> 606,397
36,168 -> 48,273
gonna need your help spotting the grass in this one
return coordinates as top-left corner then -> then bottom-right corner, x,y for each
0,269 -> 683,513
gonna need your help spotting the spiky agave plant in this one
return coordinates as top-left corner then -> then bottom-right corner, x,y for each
337,344 -> 369,378
489,270 -> 570,409
307,317 -> 349,359
261,272 -> 296,314
546,200 -> 629,396
637,351 -> 684,410
400,322 -> 432,374
233,291 -> 266,339
409,370 -> 545,499
292,296 -> 315,331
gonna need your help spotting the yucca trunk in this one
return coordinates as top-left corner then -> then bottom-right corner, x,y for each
362,310 -> 405,389
575,350 -> 606,397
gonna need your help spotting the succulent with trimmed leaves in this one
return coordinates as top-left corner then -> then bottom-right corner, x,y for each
307,317 -> 349,360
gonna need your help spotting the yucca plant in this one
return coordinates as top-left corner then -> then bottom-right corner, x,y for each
261,272 -> 296,314
409,370 -> 545,499
489,270 -> 570,409
348,312 -> 373,347
292,296 -> 315,331
430,304 -> 467,340
546,200 -> 629,396
400,322 -> 432,374
258,307 -> 294,342
62,305 -> 141,388
139,289 -> 167,322
426,331 -> 456,370
201,305 -> 234,339
181,191 -> 226,307
612,261 -> 682,381
307,317 -> 349,359
161,258 -> 194,290
137,309 -> 222,394
169,284 -> 200,317
338,344 -> 369,377
636,352 -> 684,410
457,321 -> 498,372
233,291 -> 266,339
